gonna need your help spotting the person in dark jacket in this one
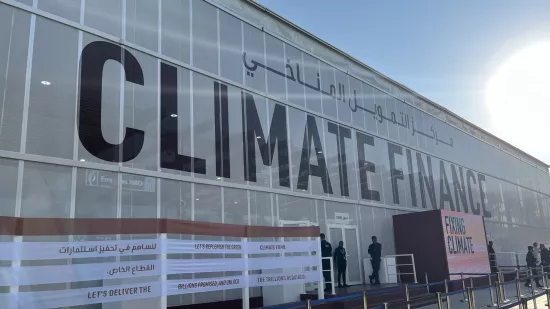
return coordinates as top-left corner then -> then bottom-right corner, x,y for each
320,233 -> 333,292
334,241 -> 349,288
487,241 -> 498,273
526,246 -> 543,288
368,236 -> 382,285
540,244 -> 550,275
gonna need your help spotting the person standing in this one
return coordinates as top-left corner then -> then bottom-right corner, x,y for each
368,236 -> 382,285
533,242 -> 541,265
320,233 -> 333,292
487,241 -> 498,273
334,241 -> 349,288
526,245 -> 543,288
540,244 -> 549,274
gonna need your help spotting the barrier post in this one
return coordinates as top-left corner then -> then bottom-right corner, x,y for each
487,274 -> 496,307
363,291 -> 368,309
516,278 -> 523,300
541,266 -> 547,288
531,273 -> 538,309
467,288 -> 474,309
444,279 -> 451,309
384,302 -> 389,309
425,273 -> 430,293
499,271 -> 510,303
437,292 -> 443,309
462,273 -> 469,302
411,254 -> 418,283
307,299 -> 311,309
495,282 -> 502,308
405,284 -> 410,309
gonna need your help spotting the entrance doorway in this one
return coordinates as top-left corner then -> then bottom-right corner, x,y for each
327,224 -> 362,286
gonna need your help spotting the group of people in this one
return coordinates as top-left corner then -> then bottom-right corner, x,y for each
525,242 -> 550,288
320,233 -> 382,291
488,241 -> 550,288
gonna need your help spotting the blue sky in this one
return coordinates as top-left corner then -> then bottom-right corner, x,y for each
257,0 -> 550,162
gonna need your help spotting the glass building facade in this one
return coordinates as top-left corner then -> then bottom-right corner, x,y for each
0,0 -> 549,307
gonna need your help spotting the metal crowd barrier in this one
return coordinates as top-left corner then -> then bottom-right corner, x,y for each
270,268 -> 550,309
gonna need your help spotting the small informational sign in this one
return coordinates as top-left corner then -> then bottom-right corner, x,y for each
334,212 -> 350,222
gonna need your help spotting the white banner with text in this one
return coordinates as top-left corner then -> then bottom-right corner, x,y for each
0,238 -> 321,308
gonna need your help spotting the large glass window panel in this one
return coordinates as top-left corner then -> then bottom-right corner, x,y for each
77,34 -> 122,165
289,107 -> 306,193
412,108 -> 427,152
285,44 -> 305,107
395,99 -> 409,147
219,10 -> 243,85
362,83 -> 377,135
309,117 -> 328,197
324,119 -> 340,198
84,0 -> 122,38
422,112 -> 436,154
364,136 -> 385,204
348,76 -> 363,130
345,129 -> 359,200
72,167 -> 118,297
386,97 -> 399,142
192,0 -> 218,74
277,194 -> 316,224
358,206 -> 375,259
250,191 -> 273,226
161,67 -> 192,177
21,162 -> 71,218
161,0 -> 190,64
335,71 -> 351,125
371,207 -> 386,245
26,18 -> 78,159
38,0 -> 81,22
267,99 -> 290,191
243,93 -> 270,188
372,89 -> 388,138
192,72 -> 219,181
264,34 -> 286,100
223,187 -> 248,225
75,168 -> 118,219
120,173 -> 157,218
122,49 -> 158,171
125,0 -> 158,52
0,8 -> 28,152
0,158 -> 18,217
226,84 -> 246,185
303,53 -> 321,114
383,209 -> 396,255
320,61 -> 337,119
161,178 -> 192,307
243,24 -> 265,93
383,142 -> 409,208
193,184 -> 223,304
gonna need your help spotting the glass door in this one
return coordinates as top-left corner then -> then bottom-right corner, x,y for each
328,224 -> 362,286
